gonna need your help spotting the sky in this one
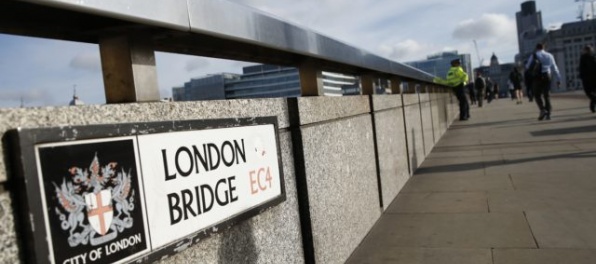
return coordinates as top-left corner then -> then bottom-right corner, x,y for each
0,0 -> 578,108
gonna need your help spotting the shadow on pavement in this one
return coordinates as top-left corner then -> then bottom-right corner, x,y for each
414,150 -> 596,175
531,125 -> 596,137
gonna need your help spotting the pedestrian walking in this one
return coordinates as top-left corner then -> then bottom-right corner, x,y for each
579,45 -> 596,113
486,77 -> 494,103
509,67 -> 524,104
467,83 -> 477,105
525,43 -> 561,120
475,71 -> 486,107
434,59 -> 470,120
523,59 -> 534,102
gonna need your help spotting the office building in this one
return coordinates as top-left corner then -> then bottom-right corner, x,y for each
543,19 -> 596,91
172,73 -> 239,101
476,54 -> 516,98
173,64 -> 363,101
515,1 -> 547,63
405,51 -> 473,78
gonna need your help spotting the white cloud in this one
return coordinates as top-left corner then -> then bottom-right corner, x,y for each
185,58 -> 210,72
378,39 -> 431,61
69,52 -> 101,72
0,89 -> 55,106
453,13 -> 516,41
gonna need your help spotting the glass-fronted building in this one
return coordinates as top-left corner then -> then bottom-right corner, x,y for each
404,51 -> 473,79
173,64 -> 363,101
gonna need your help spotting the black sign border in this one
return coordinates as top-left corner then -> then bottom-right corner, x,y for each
7,116 -> 286,263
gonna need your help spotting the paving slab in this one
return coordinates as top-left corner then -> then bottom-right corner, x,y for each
493,248 -> 596,264
525,210 -> 596,248
387,192 -> 488,213
347,247 -> 492,264
510,172 -> 596,192
426,149 -> 483,158
402,174 -> 513,193
485,152 -> 596,174
363,213 -> 537,248
488,190 -> 596,212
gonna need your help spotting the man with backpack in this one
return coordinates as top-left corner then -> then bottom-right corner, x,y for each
474,71 -> 486,107
579,45 -> 596,113
525,43 -> 561,121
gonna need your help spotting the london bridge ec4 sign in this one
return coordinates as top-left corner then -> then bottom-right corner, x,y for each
8,117 -> 285,264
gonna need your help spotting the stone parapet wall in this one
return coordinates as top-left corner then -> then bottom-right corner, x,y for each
0,92 -> 454,263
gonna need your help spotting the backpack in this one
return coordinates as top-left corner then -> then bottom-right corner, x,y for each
528,52 -> 543,79
475,76 -> 485,89
509,70 -> 522,85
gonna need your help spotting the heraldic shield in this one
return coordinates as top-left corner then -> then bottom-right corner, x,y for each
85,189 -> 114,236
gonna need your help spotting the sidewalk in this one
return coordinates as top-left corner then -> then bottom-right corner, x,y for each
347,95 -> 596,264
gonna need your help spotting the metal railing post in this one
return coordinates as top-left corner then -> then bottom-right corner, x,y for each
99,31 -> 160,103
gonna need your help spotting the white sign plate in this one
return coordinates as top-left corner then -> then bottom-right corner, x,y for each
138,124 -> 282,248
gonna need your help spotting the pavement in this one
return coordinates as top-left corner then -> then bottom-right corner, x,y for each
347,93 -> 596,264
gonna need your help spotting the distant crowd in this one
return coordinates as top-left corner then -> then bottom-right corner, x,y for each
435,43 -> 596,121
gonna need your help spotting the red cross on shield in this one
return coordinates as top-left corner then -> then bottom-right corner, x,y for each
85,190 -> 113,236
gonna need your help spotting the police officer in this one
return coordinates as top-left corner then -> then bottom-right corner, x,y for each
435,59 -> 469,120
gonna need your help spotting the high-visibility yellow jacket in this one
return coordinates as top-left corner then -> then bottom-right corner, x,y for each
434,66 -> 468,87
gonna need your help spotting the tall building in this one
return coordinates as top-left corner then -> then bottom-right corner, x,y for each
172,64 -> 364,101
172,73 -> 239,101
475,53 -> 516,98
516,1 -> 547,63
405,51 -> 473,79
226,65 -> 301,99
543,19 -> 596,91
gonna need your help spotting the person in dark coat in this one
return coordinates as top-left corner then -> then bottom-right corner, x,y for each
509,67 -> 524,104
474,71 -> 486,107
467,83 -> 477,105
579,45 -> 596,113
523,60 -> 534,102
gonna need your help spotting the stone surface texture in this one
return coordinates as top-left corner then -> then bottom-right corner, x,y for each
0,99 -> 289,183
0,191 -> 19,263
420,101 -> 434,155
301,115 -> 381,264
297,96 -> 369,125
374,109 -> 409,210
402,93 -> 420,106
372,94 -> 402,111
404,103 -> 425,173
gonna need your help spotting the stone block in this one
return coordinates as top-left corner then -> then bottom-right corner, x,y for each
297,96 -> 370,125
374,109 -> 409,210
402,94 -> 419,106
365,213 -> 536,248
420,101 -> 434,155
372,94 -> 402,111
493,249 -> 596,264
404,104 -> 425,173
348,247 -> 492,264
388,192 -> 488,213
301,115 -> 381,264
